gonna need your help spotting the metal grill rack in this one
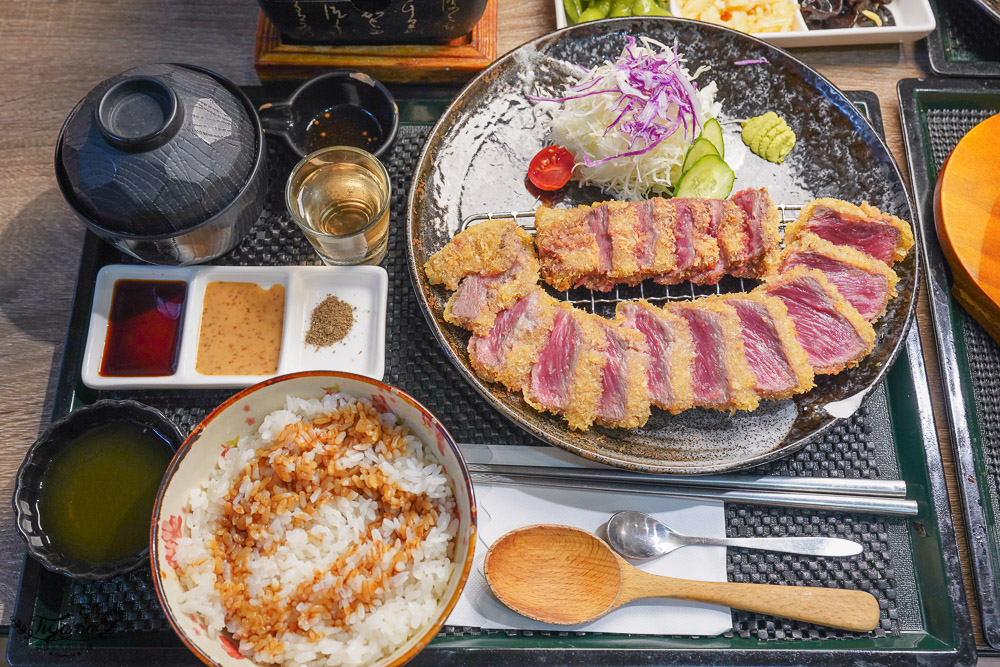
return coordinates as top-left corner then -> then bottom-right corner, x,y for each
459,203 -> 802,316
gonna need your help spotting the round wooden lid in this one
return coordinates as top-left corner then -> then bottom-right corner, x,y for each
934,113 -> 1000,330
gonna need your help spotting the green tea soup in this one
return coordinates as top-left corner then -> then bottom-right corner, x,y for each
37,421 -> 174,564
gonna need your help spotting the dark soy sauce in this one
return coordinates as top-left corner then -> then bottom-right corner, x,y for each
303,105 -> 383,154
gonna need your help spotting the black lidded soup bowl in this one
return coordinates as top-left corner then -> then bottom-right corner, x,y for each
12,400 -> 183,580
55,64 -> 268,266
257,0 -> 489,45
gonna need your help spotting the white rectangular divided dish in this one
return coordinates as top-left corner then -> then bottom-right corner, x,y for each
82,265 -> 387,389
553,0 -> 935,47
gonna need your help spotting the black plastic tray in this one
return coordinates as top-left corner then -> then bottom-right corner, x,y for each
6,88 -> 975,666
925,0 -> 1000,78
898,76 -> 1000,651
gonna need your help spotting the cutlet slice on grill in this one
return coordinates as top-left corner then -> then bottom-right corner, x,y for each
594,316 -> 651,428
443,245 -> 540,336
729,187 -> 781,278
655,199 -> 722,285
634,199 -> 678,279
780,233 -> 899,321
617,301 -> 695,414
524,306 -> 606,431
535,204 -> 601,292
663,300 -> 759,413
716,293 -> 815,400
759,266 -> 876,375
784,198 -> 914,266
468,288 -> 558,391
424,218 -> 532,290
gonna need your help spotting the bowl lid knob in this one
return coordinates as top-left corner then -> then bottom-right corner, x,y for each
95,77 -> 183,152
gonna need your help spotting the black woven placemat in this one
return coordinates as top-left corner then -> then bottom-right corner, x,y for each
51,103 -> 914,643
926,0 -> 1000,77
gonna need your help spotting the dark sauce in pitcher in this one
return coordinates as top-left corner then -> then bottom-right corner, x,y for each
303,105 -> 383,154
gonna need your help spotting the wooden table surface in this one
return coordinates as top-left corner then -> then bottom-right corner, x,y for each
0,0 -> 981,651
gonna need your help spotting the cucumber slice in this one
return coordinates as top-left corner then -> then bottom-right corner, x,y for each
673,154 -> 734,199
701,118 -> 725,159
680,137 -> 720,175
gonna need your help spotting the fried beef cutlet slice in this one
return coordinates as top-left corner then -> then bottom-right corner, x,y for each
715,293 -> 815,400
593,316 -> 651,429
729,187 -> 781,278
759,266 -> 876,375
780,232 -> 899,321
616,301 -> 695,414
524,305 -> 607,431
663,300 -> 759,413
443,245 -> 540,336
535,203 -> 602,292
468,288 -> 558,392
424,218 -> 533,290
784,198 -> 914,266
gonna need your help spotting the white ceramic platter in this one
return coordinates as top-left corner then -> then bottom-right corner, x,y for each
82,265 -> 387,389
553,0 -> 935,47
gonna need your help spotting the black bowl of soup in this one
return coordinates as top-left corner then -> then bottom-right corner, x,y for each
13,400 -> 182,579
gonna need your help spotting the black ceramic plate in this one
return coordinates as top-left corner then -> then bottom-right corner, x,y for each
406,18 -> 918,473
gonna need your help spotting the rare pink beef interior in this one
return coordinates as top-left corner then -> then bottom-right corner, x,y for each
620,304 -> 676,406
729,299 -> 795,395
803,205 -> 900,264
767,276 -> 867,371
730,187 -> 768,262
598,325 -> 628,422
468,292 -> 533,372
675,307 -> 730,406
528,309 -> 579,410
783,251 -> 889,320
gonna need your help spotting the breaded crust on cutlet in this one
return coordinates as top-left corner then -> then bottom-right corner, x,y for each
595,318 -> 651,429
615,301 -> 695,415
714,293 -> 815,400
606,201 -> 642,281
424,218 -> 532,290
784,198 -> 914,265
535,204 -> 597,292
563,310 -> 608,431
663,300 -> 759,413
753,191 -> 782,277
758,266 -> 876,375
860,201 -> 914,264
522,305 -> 607,431
468,289 -> 559,392
642,198 -> 679,277
780,232 -> 899,321
687,201 -> 723,282
442,246 -> 540,336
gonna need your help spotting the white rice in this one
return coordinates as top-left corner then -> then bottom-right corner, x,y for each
173,393 -> 457,666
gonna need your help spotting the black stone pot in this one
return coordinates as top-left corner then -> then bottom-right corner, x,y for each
257,0 -> 488,45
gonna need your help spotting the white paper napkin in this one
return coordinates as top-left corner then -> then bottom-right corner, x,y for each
445,444 -> 732,636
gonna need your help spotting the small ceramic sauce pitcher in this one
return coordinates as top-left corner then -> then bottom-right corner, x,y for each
258,72 -> 399,159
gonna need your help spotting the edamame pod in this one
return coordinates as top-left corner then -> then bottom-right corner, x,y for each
632,0 -> 670,16
563,0 -> 583,23
610,0 -> 633,17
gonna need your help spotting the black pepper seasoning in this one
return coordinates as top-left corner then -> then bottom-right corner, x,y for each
305,295 -> 355,347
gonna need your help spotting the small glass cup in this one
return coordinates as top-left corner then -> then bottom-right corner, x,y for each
285,146 -> 391,266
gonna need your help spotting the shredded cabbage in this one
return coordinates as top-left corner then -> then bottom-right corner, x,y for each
532,36 -> 720,201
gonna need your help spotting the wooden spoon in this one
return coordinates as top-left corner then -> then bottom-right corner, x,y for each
484,524 -> 880,632
934,112 -> 1000,344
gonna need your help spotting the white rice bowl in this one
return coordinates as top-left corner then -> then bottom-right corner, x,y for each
169,392 -> 459,667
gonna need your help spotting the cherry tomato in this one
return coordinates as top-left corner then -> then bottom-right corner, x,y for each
527,145 -> 575,191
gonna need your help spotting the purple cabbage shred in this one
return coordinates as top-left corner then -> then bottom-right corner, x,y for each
530,36 -> 706,163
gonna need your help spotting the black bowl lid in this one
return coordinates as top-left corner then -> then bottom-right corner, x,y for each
57,64 -> 259,237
